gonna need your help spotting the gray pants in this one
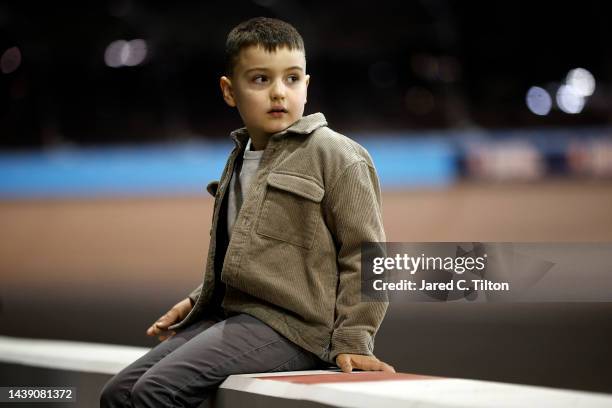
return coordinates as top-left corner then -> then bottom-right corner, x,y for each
100,312 -> 327,407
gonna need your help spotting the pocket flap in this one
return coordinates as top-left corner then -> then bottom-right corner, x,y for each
267,173 -> 324,202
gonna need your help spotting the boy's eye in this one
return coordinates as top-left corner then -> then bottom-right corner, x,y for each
252,75 -> 268,84
287,75 -> 300,83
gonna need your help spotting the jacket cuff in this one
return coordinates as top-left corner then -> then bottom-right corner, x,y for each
188,284 -> 202,306
329,328 -> 375,362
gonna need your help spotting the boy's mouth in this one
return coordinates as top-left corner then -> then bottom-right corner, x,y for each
268,107 -> 288,113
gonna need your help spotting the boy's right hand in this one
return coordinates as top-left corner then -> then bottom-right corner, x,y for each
146,297 -> 193,341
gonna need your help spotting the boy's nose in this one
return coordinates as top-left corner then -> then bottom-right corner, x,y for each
270,80 -> 286,99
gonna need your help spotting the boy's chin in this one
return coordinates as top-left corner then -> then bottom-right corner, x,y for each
263,122 -> 293,134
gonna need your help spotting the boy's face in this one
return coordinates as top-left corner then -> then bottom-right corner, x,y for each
220,45 -> 310,141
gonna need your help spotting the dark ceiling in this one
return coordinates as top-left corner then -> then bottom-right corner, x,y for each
1,0 -> 610,148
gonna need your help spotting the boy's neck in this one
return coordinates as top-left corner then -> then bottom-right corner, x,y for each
247,131 -> 270,151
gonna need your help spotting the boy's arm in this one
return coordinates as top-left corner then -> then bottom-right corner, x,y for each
324,159 -> 391,368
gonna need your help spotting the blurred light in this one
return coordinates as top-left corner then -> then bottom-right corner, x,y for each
105,40 -> 127,67
526,86 -> 552,116
104,39 -> 147,68
556,85 -> 585,114
368,61 -> 397,88
405,86 -> 434,115
565,67 -> 595,97
1,46 -> 22,74
123,39 -> 147,66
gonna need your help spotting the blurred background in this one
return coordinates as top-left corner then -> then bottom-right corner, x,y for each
1,0 -> 611,398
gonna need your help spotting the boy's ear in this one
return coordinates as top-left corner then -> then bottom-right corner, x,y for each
305,74 -> 310,103
220,76 -> 236,107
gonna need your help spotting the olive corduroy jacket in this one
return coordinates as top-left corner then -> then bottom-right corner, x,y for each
169,112 -> 387,364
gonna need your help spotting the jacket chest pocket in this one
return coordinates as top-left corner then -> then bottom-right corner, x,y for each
256,173 -> 324,249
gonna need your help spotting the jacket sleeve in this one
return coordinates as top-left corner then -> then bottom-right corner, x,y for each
324,159 -> 388,362
188,284 -> 202,306
187,179 -> 220,307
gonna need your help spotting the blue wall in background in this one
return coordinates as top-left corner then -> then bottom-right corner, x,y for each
1,127 -> 611,199
0,136 -> 457,199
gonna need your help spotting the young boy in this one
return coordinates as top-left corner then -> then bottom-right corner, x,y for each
100,17 -> 393,407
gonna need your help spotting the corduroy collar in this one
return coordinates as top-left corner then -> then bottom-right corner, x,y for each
230,112 -> 327,146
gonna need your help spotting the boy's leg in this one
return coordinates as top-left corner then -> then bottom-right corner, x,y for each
130,313 -> 326,408
99,314 -> 223,408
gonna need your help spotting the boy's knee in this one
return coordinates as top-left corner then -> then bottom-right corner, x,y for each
131,375 -> 174,407
99,376 -> 129,408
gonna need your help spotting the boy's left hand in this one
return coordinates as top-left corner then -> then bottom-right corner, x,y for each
335,353 -> 395,373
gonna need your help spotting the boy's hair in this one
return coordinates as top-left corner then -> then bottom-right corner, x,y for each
225,17 -> 305,76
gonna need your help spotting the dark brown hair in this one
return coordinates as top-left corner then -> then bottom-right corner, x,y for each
225,17 -> 305,76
